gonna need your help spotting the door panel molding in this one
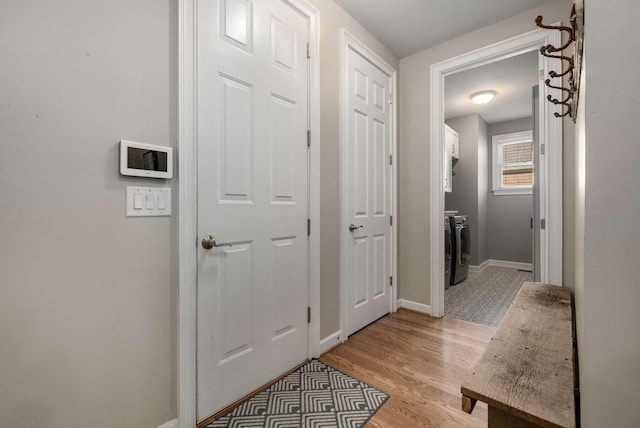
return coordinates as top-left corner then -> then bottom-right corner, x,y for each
178,0 -> 320,426
429,26 -> 563,318
339,30 -> 398,340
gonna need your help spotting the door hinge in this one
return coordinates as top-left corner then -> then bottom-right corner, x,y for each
390,215 -> 393,226
390,276 -> 393,287
388,93 -> 393,105
307,306 -> 311,323
541,218 -> 546,230
307,43 -> 310,59
539,69 -> 545,80
540,143 -> 545,155
389,154 -> 393,165
307,130 -> 311,147
307,218 -> 311,236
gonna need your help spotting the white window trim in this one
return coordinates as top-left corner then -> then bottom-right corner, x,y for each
492,130 -> 533,196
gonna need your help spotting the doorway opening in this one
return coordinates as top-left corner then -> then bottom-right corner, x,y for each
442,51 -> 537,326
430,27 -> 563,319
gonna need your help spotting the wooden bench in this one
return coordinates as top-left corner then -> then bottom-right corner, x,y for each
461,282 -> 577,428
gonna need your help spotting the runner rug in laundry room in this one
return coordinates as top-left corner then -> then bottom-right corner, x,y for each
206,359 -> 389,427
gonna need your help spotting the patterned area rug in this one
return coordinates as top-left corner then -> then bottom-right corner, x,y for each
445,266 -> 533,327
207,359 -> 389,427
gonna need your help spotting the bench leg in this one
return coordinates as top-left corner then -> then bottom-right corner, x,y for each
462,395 -> 477,414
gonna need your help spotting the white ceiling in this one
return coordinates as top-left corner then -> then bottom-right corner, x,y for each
334,0 -> 553,58
445,50 -> 539,124
333,0 -> 548,124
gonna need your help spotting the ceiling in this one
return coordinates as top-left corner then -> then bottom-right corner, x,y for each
445,50 -> 539,124
334,0 -> 553,58
333,1 -> 548,124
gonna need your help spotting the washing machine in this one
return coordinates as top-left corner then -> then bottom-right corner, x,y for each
444,216 -> 452,289
450,215 -> 470,285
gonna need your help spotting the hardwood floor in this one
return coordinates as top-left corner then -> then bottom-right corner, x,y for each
320,309 -> 495,428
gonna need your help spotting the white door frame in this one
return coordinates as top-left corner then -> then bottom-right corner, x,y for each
339,30 -> 398,340
429,26 -> 563,318
177,1 -> 320,426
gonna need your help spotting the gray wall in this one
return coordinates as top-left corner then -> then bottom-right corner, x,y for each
487,117 -> 533,264
309,0 -> 399,339
0,1 -> 178,427
575,0 -> 640,425
445,114 -> 489,266
0,1 -> 398,425
398,0 -> 571,306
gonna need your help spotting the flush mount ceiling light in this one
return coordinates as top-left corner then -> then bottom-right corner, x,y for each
470,90 -> 497,105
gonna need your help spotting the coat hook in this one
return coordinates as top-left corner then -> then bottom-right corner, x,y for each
535,2 -> 580,121
535,4 -> 576,51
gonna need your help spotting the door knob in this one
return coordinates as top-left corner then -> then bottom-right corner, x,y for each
349,224 -> 363,232
202,234 -> 232,250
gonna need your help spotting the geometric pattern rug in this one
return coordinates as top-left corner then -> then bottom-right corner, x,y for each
206,359 -> 389,427
445,265 -> 533,327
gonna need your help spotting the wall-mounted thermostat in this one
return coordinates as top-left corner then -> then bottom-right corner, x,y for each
120,140 -> 173,179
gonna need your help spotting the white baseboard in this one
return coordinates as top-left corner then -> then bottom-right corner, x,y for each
397,299 -> 431,315
469,259 -> 532,272
157,419 -> 178,428
319,330 -> 342,355
489,259 -> 533,271
469,259 -> 490,272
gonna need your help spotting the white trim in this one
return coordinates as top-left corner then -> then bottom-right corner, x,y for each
178,0 -> 196,426
492,188 -> 533,196
397,299 -> 432,315
470,259 -> 533,272
292,0 -> 322,361
178,1 -> 320,426
430,26 -> 563,318
339,29 -> 398,340
469,259 -> 490,273
491,130 -> 534,195
319,331 -> 343,355
157,419 -> 178,428
488,259 -> 533,271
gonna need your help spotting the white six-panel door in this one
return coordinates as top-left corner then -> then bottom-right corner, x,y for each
346,45 -> 393,336
196,0 -> 309,420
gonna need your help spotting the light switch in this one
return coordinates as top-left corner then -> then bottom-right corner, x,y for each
126,186 -> 171,217
146,194 -> 156,210
134,193 -> 143,210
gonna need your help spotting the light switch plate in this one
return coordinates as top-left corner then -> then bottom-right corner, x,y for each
126,186 -> 171,217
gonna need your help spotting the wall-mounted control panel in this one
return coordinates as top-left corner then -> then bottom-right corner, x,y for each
120,140 -> 173,179
126,186 -> 171,217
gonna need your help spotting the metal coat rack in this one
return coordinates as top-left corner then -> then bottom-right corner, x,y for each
535,2 -> 584,122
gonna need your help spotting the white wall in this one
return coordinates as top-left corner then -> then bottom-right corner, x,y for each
398,0 -> 571,305
0,1 -> 177,427
576,0 -> 640,425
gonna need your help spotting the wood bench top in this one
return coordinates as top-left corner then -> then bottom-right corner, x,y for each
461,282 -> 576,428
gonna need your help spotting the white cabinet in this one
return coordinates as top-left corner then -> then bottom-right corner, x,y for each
444,149 -> 452,193
444,124 -> 459,193
445,124 -> 459,159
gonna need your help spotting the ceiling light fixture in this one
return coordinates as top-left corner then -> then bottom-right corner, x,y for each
470,90 -> 497,105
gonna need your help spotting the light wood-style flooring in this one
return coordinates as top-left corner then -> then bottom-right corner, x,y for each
320,309 -> 495,428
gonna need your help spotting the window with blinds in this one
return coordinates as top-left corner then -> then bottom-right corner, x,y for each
501,141 -> 533,186
492,131 -> 534,195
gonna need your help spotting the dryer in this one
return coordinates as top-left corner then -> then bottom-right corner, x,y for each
450,215 -> 470,285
